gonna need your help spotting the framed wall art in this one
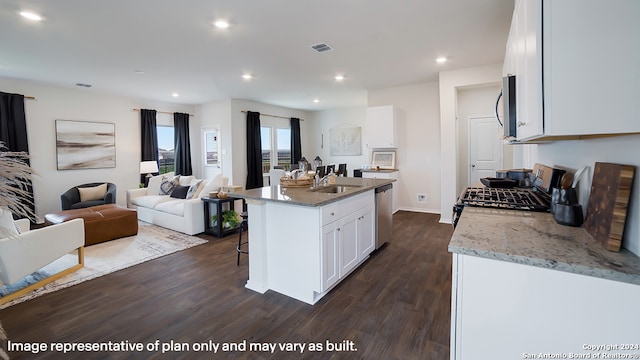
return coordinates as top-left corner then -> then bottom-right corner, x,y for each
55,120 -> 116,170
371,150 -> 396,169
329,126 -> 361,156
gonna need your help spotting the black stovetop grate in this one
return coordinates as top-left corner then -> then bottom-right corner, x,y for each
458,187 -> 550,212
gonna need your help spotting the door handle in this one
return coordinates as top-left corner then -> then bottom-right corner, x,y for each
471,164 -> 476,168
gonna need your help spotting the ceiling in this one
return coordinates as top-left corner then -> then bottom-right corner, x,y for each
0,0 -> 514,110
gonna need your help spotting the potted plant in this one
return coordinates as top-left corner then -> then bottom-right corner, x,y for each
211,210 -> 242,230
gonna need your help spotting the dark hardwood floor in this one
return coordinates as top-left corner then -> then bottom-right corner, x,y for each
0,211 -> 454,359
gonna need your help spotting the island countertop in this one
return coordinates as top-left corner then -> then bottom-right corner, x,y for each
229,177 -> 394,207
448,207 -> 640,285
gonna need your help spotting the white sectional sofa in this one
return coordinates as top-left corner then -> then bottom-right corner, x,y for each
126,172 -> 227,235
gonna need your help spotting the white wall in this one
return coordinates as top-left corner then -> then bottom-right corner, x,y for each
1,77 -> 196,221
534,135 -> 640,256
456,84 -> 514,194
306,107 -> 368,177
228,99 -> 310,189
439,63 -> 503,223
368,82 -> 441,213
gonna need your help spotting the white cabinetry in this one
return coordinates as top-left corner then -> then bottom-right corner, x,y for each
320,192 -> 375,293
505,0 -> 640,141
450,254 -> 640,359
366,105 -> 402,148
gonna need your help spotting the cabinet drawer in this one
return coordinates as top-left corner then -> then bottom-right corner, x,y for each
340,190 -> 374,215
321,203 -> 341,226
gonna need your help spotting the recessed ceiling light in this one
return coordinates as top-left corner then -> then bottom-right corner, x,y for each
313,99 -> 320,103
334,75 -> 345,81
242,74 -> 252,80
436,57 -> 447,64
172,93 -> 179,97
134,70 -> 145,75
20,11 -> 42,21
214,20 -> 230,29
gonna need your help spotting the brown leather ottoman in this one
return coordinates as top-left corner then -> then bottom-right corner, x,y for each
45,204 -> 138,246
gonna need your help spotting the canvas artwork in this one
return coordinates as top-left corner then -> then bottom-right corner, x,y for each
329,126 -> 361,156
56,120 -> 116,170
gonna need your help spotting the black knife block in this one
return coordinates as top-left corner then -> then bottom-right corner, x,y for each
551,187 -> 583,227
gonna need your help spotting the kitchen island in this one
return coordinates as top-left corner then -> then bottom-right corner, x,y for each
449,207 -> 640,360
230,177 -> 394,305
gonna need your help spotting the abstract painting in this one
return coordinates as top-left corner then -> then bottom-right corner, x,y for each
56,120 -> 116,170
329,126 -> 361,156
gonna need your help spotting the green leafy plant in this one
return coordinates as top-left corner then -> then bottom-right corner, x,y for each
212,210 -> 242,229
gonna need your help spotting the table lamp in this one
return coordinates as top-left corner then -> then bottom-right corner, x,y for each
140,161 -> 159,185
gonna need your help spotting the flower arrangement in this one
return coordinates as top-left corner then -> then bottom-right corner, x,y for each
0,142 -> 35,220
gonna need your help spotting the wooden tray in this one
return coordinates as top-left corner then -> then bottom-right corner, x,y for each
280,178 -> 313,188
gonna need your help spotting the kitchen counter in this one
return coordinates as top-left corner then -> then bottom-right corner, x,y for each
448,207 -> 640,285
229,177 -> 394,207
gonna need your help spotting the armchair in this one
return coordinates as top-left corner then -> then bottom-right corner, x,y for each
0,218 -> 85,306
61,182 -> 117,210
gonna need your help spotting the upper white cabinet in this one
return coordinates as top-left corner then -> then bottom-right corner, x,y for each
506,0 -> 640,141
366,105 -> 403,148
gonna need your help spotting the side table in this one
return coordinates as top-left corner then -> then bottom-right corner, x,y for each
201,196 -> 244,238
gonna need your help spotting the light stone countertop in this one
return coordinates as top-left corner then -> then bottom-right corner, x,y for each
228,177 -> 394,207
449,207 -> 640,285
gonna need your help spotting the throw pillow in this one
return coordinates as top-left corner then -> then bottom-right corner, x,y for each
160,175 -> 180,195
199,174 -> 225,198
147,172 -> 173,195
0,208 -> 19,238
78,183 -> 107,202
170,185 -> 190,199
186,180 -> 204,199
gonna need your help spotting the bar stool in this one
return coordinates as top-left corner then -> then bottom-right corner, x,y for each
236,212 -> 249,266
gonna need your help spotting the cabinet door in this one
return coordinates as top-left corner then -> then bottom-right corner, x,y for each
339,213 -> 359,278
357,205 -> 375,261
366,106 -> 397,148
321,221 -> 340,292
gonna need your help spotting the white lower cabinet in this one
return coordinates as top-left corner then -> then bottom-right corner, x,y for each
450,254 -> 640,360
320,192 -> 375,293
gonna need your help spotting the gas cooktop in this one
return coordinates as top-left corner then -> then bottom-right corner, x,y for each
457,187 -> 550,212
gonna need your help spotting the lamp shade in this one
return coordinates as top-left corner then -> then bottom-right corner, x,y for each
140,161 -> 159,174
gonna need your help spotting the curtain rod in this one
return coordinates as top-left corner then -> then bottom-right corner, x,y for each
241,110 -> 303,121
132,108 -> 194,117
25,96 -> 36,100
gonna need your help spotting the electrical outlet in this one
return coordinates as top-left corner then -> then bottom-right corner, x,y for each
417,194 -> 427,203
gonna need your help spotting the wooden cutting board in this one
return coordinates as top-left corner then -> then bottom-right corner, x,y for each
584,162 -> 635,252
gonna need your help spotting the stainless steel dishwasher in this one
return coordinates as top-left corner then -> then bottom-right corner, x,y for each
375,183 -> 393,248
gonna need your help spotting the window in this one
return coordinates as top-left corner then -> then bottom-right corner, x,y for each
156,125 -> 175,174
261,126 -> 291,173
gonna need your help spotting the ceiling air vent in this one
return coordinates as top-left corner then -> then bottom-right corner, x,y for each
310,43 -> 333,53
74,83 -> 93,88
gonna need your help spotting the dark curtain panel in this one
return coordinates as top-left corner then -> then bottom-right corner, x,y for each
246,111 -> 263,189
140,109 -> 158,184
0,91 -> 34,218
173,112 -> 192,176
290,117 -> 302,165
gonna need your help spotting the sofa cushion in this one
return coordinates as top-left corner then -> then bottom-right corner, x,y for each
199,174 -> 226,198
160,175 -> 180,195
179,176 -> 195,186
154,199 -> 186,217
186,179 -> 204,199
0,208 -> 19,238
147,172 -> 174,195
78,183 -> 107,202
170,185 -> 190,199
131,195 -> 173,209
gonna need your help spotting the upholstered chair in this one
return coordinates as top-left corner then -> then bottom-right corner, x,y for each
61,182 -> 117,210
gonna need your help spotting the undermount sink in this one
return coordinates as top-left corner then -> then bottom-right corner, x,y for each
310,184 -> 361,194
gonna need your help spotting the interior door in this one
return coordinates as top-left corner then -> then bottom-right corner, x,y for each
468,117 -> 503,186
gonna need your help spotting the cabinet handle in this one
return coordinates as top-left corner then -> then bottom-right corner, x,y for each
337,228 -> 341,231
517,121 -> 526,127
330,212 -> 335,216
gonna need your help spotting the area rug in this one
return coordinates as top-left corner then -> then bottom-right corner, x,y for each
0,222 -> 207,309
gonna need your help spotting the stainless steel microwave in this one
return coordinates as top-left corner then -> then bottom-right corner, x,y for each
496,75 -> 517,138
